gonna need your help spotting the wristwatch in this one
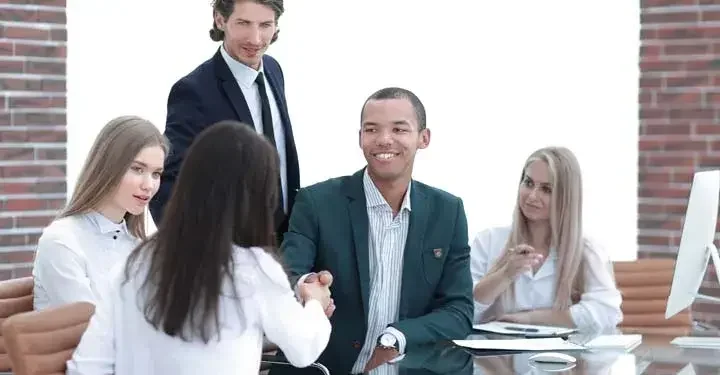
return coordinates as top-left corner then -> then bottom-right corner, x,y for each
377,332 -> 399,351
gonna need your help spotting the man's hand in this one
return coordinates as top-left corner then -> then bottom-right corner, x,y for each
363,347 -> 399,373
303,270 -> 335,317
305,270 -> 333,286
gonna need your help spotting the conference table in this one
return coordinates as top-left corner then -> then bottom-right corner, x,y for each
391,329 -> 720,374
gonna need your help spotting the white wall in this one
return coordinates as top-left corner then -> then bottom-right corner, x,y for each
67,1 -> 639,260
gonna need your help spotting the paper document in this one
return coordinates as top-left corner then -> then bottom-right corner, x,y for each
583,334 -> 642,351
453,337 -> 586,352
473,321 -> 577,337
671,337 -> 720,348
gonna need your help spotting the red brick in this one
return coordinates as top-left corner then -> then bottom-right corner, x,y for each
640,154 -> 696,167
705,93 -> 720,106
642,12 -> 698,24
638,202 -> 687,215
3,26 -> 49,40
0,181 -> 65,195
637,235 -> 673,246
0,165 -> 65,179
702,11 -> 720,21
0,130 -> 66,143
0,60 -> 23,74
11,112 -> 66,126
4,0 -> 65,5
13,44 -> 66,58
1,198 -> 65,211
0,42 -> 11,56
24,61 -> 65,75
655,26 -> 720,39
697,123 -> 720,135
640,44 -> 663,57
640,60 -> 684,72
0,217 -> 13,229
16,215 -> 55,228
665,75 -> 712,88
640,77 -> 663,88
0,147 -> 33,161
642,0 -> 696,8
664,43 -> 710,55
0,9 -> 65,24
655,91 -> 702,106
639,186 -> 691,199
0,251 -> 35,264
638,217 -> 683,231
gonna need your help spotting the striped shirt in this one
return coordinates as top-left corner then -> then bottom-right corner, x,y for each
350,169 -> 411,375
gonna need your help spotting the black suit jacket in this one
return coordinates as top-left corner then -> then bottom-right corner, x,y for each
150,48 -> 300,230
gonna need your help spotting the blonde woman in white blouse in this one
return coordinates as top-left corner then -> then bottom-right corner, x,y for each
470,146 -> 622,333
32,116 -> 168,310
66,121 -> 332,375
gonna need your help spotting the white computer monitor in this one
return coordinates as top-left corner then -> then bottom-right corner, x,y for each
665,169 -> 720,320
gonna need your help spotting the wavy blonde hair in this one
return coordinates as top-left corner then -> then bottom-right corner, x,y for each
490,146 -> 586,316
59,116 -> 168,239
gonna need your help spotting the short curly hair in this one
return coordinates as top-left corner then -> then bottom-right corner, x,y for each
209,0 -> 284,44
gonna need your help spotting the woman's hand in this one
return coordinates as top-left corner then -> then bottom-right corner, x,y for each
499,244 -> 544,279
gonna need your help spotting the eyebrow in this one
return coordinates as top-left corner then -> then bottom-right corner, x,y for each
132,160 -> 163,171
524,175 -> 551,186
362,120 -> 412,127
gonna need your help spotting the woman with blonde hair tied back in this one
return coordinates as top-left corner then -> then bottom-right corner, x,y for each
470,146 -> 622,333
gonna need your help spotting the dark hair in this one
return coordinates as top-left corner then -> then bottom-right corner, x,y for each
209,0 -> 284,43
361,87 -> 427,130
125,120 -> 279,343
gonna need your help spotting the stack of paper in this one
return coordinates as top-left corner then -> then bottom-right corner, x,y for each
453,337 -> 586,352
671,337 -> 720,349
473,321 -> 577,338
583,334 -> 642,351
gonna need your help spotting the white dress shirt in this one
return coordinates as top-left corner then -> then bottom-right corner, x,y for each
350,169 -> 410,375
220,45 -> 288,213
66,245 -> 331,375
470,226 -> 623,332
32,211 -> 138,311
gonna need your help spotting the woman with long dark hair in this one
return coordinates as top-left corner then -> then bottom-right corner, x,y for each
67,121 -> 332,375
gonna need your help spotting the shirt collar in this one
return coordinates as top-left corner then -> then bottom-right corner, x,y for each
220,43 -> 264,89
84,211 -> 130,235
362,168 -> 412,212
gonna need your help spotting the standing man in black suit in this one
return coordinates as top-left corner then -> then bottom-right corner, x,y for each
150,0 -> 298,239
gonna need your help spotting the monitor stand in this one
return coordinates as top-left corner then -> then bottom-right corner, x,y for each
695,244 -> 720,304
672,244 -> 720,349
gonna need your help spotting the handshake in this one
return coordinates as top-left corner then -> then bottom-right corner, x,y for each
298,270 -> 336,318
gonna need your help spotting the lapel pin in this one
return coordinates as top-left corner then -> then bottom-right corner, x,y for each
433,248 -> 443,258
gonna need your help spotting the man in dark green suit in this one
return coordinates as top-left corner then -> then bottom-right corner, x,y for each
272,87 -> 473,375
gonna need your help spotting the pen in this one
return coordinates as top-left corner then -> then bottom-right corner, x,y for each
505,326 -> 539,333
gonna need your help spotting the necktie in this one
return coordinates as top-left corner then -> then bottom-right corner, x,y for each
255,72 -> 286,231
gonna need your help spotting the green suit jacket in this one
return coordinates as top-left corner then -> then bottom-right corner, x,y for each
271,169 -> 473,375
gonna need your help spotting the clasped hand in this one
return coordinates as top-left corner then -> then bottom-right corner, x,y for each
298,270 -> 336,317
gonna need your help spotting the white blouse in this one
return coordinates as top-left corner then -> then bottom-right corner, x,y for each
470,226 -> 623,333
66,245 -> 332,375
32,211 -> 138,311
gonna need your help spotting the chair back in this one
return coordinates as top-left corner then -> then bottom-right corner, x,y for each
0,277 -> 34,371
2,301 -> 94,375
613,258 -> 692,335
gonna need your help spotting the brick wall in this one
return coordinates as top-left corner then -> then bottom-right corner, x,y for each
639,2 -> 720,323
0,0 -> 67,279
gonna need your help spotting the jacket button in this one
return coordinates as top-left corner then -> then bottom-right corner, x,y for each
352,341 -> 361,349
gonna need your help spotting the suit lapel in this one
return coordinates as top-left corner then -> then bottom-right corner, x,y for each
344,169 -> 371,322
212,48 -> 255,127
400,182 -> 429,318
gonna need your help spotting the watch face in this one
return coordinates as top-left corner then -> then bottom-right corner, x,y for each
380,334 -> 395,347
